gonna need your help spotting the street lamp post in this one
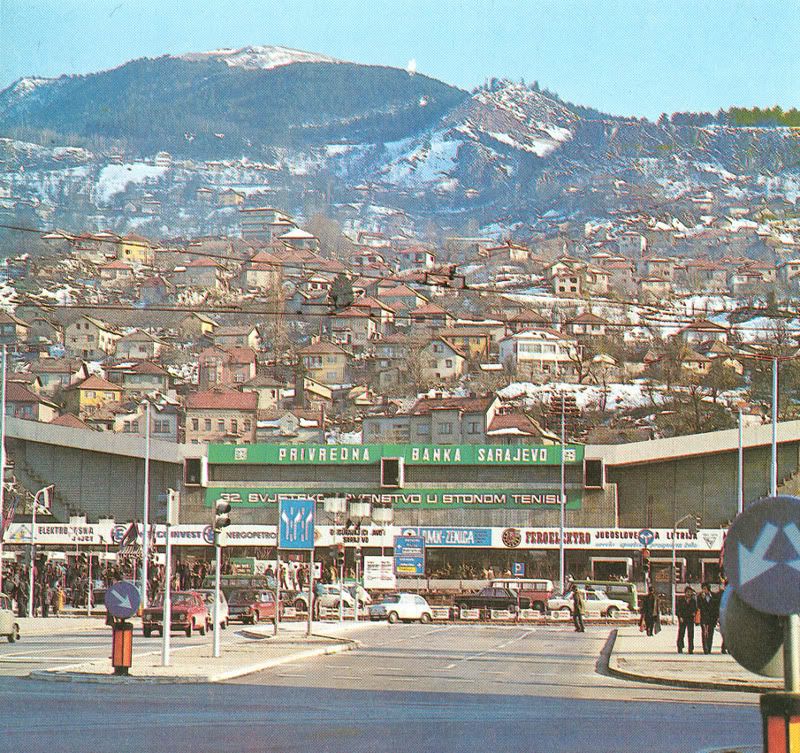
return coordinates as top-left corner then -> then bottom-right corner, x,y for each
671,513 -> 697,624
0,344 -> 7,595
27,486 -> 51,619
323,496 -> 347,622
559,395 -> 566,593
141,401 -> 151,610
348,501 -> 372,622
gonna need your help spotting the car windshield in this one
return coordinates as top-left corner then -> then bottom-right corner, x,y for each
230,590 -> 257,602
149,593 -> 196,607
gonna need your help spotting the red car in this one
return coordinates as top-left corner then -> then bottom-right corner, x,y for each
228,589 -> 280,625
142,591 -> 210,637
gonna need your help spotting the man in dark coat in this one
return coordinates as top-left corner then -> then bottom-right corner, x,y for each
571,584 -> 586,632
676,586 -> 697,653
698,582 -> 718,654
640,587 -> 660,636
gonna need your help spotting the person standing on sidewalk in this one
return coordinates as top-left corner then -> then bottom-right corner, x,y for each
640,586 -> 660,636
571,583 -> 586,632
698,582 -> 718,654
676,586 -> 697,654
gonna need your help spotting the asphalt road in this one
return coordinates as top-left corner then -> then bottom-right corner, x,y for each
1,623 -> 761,753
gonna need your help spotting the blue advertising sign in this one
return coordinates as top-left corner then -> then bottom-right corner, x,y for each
399,527 -> 492,547
104,580 -> 141,620
513,562 -> 525,577
394,535 -> 425,576
724,495 -> 800,616
278,498 -> 315,550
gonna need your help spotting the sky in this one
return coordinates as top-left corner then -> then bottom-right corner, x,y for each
1,0 -> 798,120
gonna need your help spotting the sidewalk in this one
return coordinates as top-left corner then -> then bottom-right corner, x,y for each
28,619 -> 376,684
17,614 -> 108,636
607,623 -> 782,692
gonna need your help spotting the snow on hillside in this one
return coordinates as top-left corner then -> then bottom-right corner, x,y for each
383,131 -> 462,184
0,77 -> 56,115
94,163 -> 168,203
178,45 -> 342,71
499,382 -> 659,411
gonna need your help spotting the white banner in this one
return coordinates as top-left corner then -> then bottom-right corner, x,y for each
363,556 -> 397,589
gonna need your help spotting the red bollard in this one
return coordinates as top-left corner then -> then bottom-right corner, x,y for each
112,621 -> 133,676
761,693 -> 800,752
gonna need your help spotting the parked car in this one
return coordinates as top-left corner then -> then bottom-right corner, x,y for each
200,575 -> 271,600
571,580 -> 639,610
370,593 -> 433,624
490,578 -> 554,613
196,589 -> 229,630
142,591 -> 210,637
455,587 -> 531,613
228,589 -> 279,625
547,588 -> 628,618
292,583 -> 369,614
0,593 -> 19,642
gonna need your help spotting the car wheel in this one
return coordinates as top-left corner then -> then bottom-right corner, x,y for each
143,627 -> 152,638
533,601 -> 545,612
185,623 -> 193,638
457,603 -> 468,612
333,600 -> 341,611
198,621 -> 207,636
221,620 -> 228,630
294,599 -> 307,613
560,607 -> 572,617
252,612 -> 259,624
387,611 -> 399,624
420,612 -> 432,624
606,607 -> 619,619
7,624 -> 18,643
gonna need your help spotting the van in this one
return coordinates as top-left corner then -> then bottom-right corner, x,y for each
489,578 -> 554,612
200,574 -> 272,599
572,579 -> 638,610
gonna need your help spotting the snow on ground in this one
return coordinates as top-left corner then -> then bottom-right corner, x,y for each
179,45 -> 342,71
95,163 -> 167,203
499,381 -> 659,411
384,131 -> 461,184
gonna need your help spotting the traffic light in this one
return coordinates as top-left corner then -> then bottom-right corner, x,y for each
641,548 -> 650,577
214,500 -> 232,533
335,544 -> 345,570
166,489 -> 179,526
688,514 -> 701,536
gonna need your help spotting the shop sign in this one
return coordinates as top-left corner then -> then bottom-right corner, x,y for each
399,527 -> 492,547
204,488 -> 582,510
208,443 -> 584,467
493,527 -> 725,551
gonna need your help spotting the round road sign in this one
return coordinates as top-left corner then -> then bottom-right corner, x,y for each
724,495 -> 800,616
104,580 -> 141,620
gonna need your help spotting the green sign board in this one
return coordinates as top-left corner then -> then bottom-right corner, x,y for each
207,443 -> 584,466
204,487 -> 582,510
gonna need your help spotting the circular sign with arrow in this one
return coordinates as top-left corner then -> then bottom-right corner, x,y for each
104,580 -> 141,620
724,495 -> 800,616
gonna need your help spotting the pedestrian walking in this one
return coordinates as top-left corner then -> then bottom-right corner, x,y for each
718,579 -> 728,654
571,583 -> 586,632
676,586 -> 697,653
640,586 -> 661,636
698,582 -> 718,654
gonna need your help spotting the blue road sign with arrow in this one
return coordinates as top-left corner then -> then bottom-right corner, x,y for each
724,495 -> 800,616
104,580 -> 141,620
278,498 -> 315,550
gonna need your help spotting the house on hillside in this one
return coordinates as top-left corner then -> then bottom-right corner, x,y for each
499,328 -> 578,380
184,387 -> 258,444
64,315 -> 121,360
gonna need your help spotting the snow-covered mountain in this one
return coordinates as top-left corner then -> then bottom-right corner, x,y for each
177,45 -> 343,70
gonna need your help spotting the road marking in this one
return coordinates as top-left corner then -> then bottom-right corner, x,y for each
442,629 -> 535,669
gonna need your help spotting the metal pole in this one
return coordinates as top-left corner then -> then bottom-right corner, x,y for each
671,523 -> 677,625
213,537 -> 222,658
28,489 -> 37,619
772,357 -> 778,497
785,614 -> 800,692
737,409 -> 744,515
354,546 -> 360,622
87,550 -> 93,616
339,556 -> 344,623
161,522 -> 172,666
0,345 -> 7,596
274,549 -> 281,636
559,396 -> 566,593
141,401 -> 151,609
306,548 -> 314,638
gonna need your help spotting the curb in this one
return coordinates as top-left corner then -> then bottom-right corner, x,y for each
27,639 -> 357,685
604,630 -> 774,693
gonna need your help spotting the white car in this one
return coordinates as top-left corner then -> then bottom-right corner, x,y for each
0,593 -> 19,642
293,583 -> 370,614
196,589 -> 229,629
369,593 -> 433,624
547,589 -> 628,618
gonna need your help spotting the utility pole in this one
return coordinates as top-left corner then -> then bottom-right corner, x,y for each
141,401 -> 151,609
559,395 -> 566,593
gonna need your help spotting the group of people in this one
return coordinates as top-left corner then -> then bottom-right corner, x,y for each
675,582 -> 726,654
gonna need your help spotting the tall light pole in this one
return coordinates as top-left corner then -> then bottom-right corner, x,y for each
27,486 -> 50,619
737,408 -> 744,516
0,344 -> 7,595
349,500 -> 372,622
323,496 -> 347,622
141,401 -> 151,609
771,357 -> 778,497
559,395 -> 566,593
